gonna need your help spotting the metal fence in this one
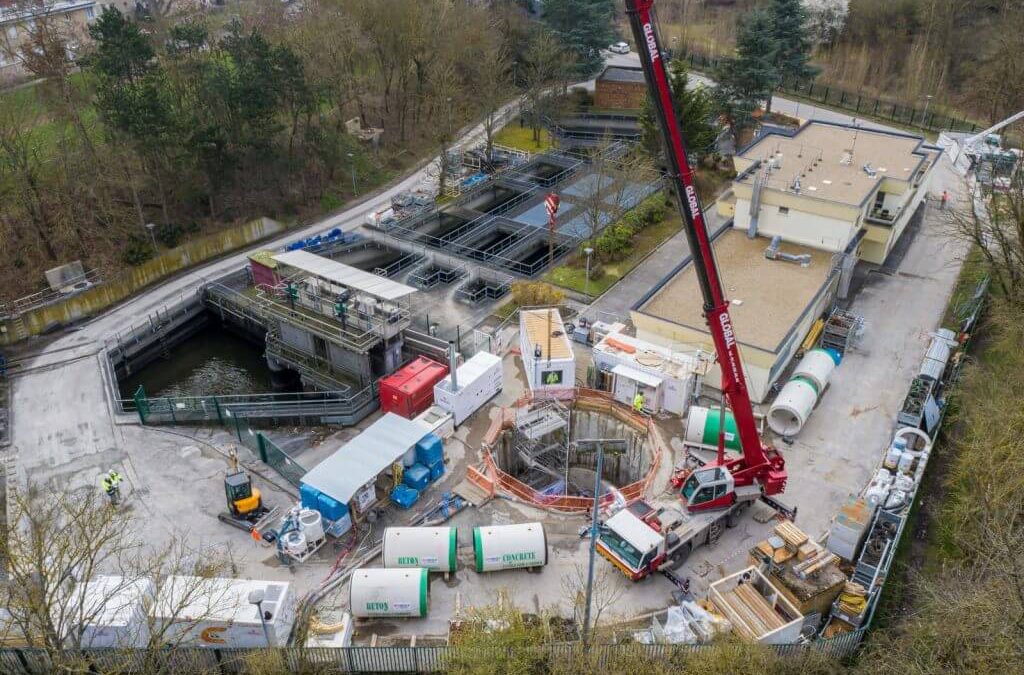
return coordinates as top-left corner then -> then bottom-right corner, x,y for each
0,631 -> 866,674
680,51 -> 981,134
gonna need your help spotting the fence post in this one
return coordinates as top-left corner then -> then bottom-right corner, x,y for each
873,100 -> 879,115
234,413 -> 243,442
839,91 -> 845,106
214,398 -> 224,425
14,649 -> 32,675
167,397 -> 176,423
823,86 -> 830,102
257,433 -> 269,463
855,95 -> 862,112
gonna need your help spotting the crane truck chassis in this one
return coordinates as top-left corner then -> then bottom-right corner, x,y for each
596,462 -> 796,581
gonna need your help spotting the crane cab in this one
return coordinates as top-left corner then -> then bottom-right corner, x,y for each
224,471 -> 263,518
681,467 -> 735,511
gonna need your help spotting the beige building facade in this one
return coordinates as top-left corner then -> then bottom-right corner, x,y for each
0,0 -> 97,81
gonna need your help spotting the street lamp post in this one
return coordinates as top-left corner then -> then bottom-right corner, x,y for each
921,94 -> 934,131
347,153 -> 358,195
582,443 -> 605,648
248,589 -> 273,646
583,247 -> 594,297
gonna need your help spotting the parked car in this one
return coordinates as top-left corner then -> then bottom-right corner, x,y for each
609,42 -> 630,55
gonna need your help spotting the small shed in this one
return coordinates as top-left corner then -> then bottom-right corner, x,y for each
300,413 -> 429,515
594,66 -> 647,110
519,308 -> 575,396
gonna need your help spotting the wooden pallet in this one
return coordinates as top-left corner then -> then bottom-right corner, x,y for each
716,584 -> 787,640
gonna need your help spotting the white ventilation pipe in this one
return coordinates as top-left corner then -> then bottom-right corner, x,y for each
764,235 -> 812,266
791,348 -> 840,392
767,377 -> 819,436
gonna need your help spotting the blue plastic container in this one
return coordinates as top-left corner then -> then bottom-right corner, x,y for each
404,464 -> 431,491
416,434 -> 444,467
429,461 -> 445,482
300,483 -> 321,510
317,493 -> 348,522
391,484 -> 420,509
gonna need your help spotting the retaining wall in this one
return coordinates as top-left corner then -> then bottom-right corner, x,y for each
0,217 -> 284,345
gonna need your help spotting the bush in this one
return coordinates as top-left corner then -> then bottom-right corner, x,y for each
156,223 -> 184,247
122,234 -> 155,265
510,281 -> 565,309
594,222 -> 635,262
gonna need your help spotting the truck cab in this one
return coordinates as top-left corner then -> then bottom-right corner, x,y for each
680,467 -> 736,511
596,507 -> 665,580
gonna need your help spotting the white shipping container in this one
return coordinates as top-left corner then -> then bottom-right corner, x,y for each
151,577 -> 296,648
520,308 -> 575,393
434,352 -> 503,426
473,522 -> 548,572
591,332 -> 698,416
66,576 -> 154,648
349,568 -> 429,618
382,527 -> 458,573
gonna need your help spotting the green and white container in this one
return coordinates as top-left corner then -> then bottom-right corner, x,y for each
382,527 -> 457,574
349,568 -> 429,618
473,522 -> 547,573
685,406 -> 741,451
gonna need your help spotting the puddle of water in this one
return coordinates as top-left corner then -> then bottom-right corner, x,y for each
119,325 -> 273,398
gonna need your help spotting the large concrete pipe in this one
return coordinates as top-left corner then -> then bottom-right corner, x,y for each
685,405 -> 741,451
767,377 -> 819,436
791,348 -> 840,392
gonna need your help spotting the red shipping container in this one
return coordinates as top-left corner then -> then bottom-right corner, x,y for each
379,357 -> 450,419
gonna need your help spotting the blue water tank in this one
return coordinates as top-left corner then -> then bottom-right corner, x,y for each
429,461 -> 445,482
317,493 -> 348,522
390,484 -> 419,509
416,434 -> 444,467
300,483 -> 320,510
404,464 -> 431,491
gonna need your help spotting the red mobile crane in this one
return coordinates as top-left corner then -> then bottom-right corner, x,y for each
595,1 -> 792,580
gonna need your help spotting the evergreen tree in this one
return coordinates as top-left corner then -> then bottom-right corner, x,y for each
768,0 -> 818,111
714,9 -> 779,133
639,59 -> 718,160
541,0 -> 617,76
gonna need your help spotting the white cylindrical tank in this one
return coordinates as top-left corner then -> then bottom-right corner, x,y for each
791,348 -> 838,392
767,377 -> 819,436
299,509 -> 325,542
349,568 -> 429,618
473,523 -> 547,573
282,530 -> 307,557
382,527 -> 457,573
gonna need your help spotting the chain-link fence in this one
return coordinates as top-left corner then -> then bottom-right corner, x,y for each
680,51 -> 981,134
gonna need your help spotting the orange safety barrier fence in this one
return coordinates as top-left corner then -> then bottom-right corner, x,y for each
482,388 -> 667,513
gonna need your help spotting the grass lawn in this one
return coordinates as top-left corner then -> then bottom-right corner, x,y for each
544,214 -> 682,296
493,119 -> 553,153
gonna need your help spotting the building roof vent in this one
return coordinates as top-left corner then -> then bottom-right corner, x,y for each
863,163 -> 877,178
840,150 -> 853,165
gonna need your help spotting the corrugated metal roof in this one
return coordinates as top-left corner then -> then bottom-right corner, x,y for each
273,250 -> 416,301
300,413 -> 428,503
612,363 -> 663,388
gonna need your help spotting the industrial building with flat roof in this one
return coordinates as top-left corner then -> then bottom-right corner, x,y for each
728,121 -> 940,264
632,227 -> 838,403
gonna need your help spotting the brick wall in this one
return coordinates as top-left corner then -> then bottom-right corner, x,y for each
594,80 -> 646,110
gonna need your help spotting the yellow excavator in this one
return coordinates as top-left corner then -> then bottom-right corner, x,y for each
219,447 -> 270,531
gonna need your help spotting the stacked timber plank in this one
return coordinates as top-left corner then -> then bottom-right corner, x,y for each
709,567 -> 803,644
716,583 -> 789,641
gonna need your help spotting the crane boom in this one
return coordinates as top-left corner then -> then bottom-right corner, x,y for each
624,0 -> 786,498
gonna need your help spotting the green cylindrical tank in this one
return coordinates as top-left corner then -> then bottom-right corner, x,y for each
685,405 -> 741,451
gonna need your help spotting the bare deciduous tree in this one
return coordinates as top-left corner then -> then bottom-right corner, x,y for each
560,563 -> 625,637
943,171 -> 1024,304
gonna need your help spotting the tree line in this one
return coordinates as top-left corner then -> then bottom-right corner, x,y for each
0,0 -> 555,301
